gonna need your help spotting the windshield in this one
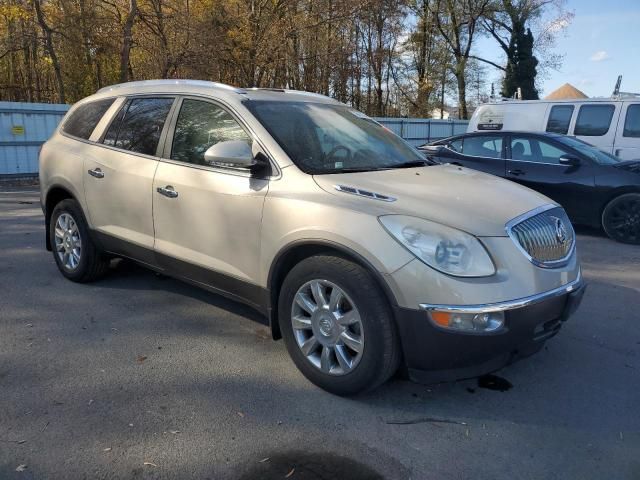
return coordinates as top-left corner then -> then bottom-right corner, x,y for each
244,100 -> 425,174
556,136 -> 621,165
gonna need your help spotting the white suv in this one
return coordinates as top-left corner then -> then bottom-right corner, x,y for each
40,80 -> 585,395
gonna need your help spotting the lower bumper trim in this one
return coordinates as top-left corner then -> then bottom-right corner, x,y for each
419,271 -> 582,315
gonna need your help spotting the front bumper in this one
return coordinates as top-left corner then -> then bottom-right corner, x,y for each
394,276 -> 586,384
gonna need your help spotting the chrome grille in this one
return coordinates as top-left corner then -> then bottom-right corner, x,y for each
507,206 -> 575,267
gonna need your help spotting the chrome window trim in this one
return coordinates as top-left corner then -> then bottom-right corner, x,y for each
506,158 -> 568,167
58,92 -> 282,181
419,270 -> 582,314
505,204 -> 576,269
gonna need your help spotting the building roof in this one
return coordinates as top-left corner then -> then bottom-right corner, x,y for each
544,83 -> 589,100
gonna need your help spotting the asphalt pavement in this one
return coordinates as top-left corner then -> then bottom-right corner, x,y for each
1,187 -> 639,480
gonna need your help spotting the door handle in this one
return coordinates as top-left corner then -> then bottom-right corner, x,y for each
87,168 -> 104,179
508,169 -> 525,176
615,149 -> 622,157
156,185 -> 178,198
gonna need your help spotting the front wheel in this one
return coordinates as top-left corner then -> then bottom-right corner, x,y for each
602,193 -> 640,244
278,255 -> 400,395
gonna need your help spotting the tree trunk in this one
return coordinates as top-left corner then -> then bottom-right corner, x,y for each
119,0 -> 137,83
32,0 -> 65,103
456,67 -> 467,119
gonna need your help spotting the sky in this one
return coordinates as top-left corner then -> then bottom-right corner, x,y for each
473,0 -> 640,98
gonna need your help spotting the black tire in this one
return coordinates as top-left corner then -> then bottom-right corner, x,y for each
602,193 -> 640,244
278,254 -> 401,396
49,199 -> 110,282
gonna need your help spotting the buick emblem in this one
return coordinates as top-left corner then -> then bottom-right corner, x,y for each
551,216 -> 568,244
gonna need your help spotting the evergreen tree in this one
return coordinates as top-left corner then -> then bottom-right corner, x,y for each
501,20 -> 539,99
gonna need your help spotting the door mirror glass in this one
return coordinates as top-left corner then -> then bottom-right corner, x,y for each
204,140 -> 255,168
559,155 -> 581,166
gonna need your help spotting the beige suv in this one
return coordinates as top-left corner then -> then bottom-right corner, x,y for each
40,80 -> 585,395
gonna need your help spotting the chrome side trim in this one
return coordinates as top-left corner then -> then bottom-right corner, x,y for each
334,185 -> 396,202
419,270 -> 582,314
505,204 -> 576,269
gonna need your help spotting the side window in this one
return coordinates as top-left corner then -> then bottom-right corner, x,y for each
170,99 -> 251,165
538,140 -> 569,164
623,104 -> 640,138
62,99 -> 115,140
462,136 -> 503,159
510,138 -> 533,161
510,137 -> 569,164
447,139 -> 463,153
103,97 -> 174,156
546,105 -> 574,134
574,104 -> 615,136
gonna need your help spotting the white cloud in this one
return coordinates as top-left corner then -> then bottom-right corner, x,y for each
590,50 -> 610,62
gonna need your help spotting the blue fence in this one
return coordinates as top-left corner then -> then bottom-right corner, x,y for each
374,117 -> 469,147
0,101 -> 468,175
0,102 -> 69,175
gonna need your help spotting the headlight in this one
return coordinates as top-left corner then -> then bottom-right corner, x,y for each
379,215 -> 495,277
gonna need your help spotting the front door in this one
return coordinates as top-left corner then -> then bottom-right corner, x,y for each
505,135 -> 595,224
83,96 -> 176,262
152,97 -> 269,307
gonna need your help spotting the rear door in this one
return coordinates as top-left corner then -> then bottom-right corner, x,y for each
439,134 -> 506,176
83,96 -> 176,263
505,135 -> 595,223
613,102 -> 640,160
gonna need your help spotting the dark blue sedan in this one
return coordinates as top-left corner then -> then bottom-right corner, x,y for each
419,131 -> 640,244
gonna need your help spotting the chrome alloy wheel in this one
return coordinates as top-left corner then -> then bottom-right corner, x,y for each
291,280 -> 364,375
54,213 -> 82,270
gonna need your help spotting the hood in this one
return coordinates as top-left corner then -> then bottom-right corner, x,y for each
612,160 -> 640,174
313,164 -> 553,237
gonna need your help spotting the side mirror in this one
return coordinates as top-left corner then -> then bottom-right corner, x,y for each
204,140 -> 255,169
559,155 -> 581,166
419,145 -> 446,156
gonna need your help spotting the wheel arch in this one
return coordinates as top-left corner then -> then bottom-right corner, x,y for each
43,185 -> 77,251
267,240 -> 400,340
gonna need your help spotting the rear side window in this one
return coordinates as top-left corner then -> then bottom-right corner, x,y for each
546,105 -> 574,134
62,99 -> 115,140
574,104 -> 615,136
623,104 -> 640,138
103,97 -> 174,156
461,136 -> 502,159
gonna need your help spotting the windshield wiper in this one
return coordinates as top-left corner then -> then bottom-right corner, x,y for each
388,159 -> 433,168
334,167 -> 391,173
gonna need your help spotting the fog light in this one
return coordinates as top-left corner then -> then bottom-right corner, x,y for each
429,310 -> 504,333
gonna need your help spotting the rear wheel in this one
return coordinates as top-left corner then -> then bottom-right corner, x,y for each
602,193 -> 640,244
279,254 -> 400,395
50,199 -> 110,282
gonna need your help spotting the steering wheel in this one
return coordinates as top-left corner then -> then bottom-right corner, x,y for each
325,145 -> 351,164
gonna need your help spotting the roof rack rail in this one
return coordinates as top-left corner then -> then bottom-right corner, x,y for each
97,79 -> 242,94
245,87 -> 334,100
611,75 -> 640,99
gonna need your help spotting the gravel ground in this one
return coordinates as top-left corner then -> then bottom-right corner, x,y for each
1,187 -> 639,480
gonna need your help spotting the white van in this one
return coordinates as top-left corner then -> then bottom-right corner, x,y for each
468,98 -> 640,160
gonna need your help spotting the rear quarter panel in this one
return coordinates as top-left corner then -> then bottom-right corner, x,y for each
39,133 -> 89,220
